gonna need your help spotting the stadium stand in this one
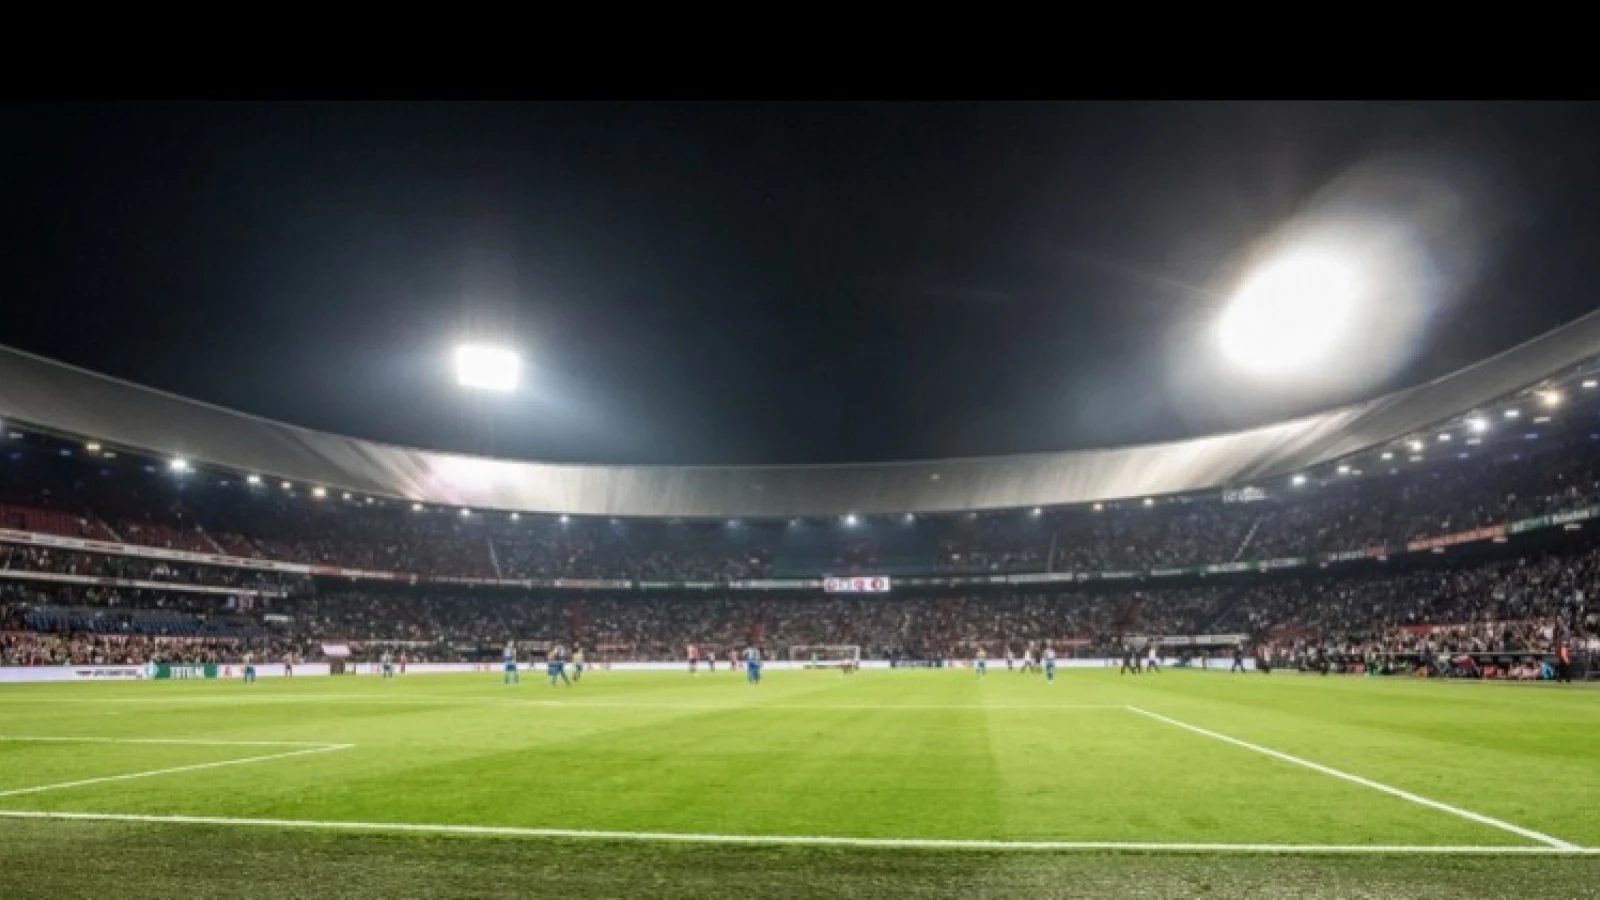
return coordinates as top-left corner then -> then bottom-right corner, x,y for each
2,326 -> 1599,678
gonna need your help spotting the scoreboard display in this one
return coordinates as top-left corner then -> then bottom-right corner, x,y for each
823,576 -> 891,593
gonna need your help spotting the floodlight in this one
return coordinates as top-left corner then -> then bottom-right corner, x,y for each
1467,417 -> 1488,433
169,457 -> 190,473
1585,379 -> 1598,389
510,512 -> 520,521
454,344 -> 521,392
1291,474 -> 1307,486
1504,409 -> 1520,419
412,503 -> 424,512
1540,390 -> 1562,408
1217,251 -> 1359,375
247,474 -> 262,485
84,442 -> 101,452
843,514 -> 859,526
1030,507 -> 1042,517
312,487 -> 327,499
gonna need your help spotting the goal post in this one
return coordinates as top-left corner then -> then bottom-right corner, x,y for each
789,645 -> 861,668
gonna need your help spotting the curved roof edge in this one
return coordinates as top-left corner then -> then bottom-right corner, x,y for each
2,312 -> 1598,518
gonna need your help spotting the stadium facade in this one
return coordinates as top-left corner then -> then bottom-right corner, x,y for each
2,311 -> 1599,519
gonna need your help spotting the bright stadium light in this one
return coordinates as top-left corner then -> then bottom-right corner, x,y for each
454,344 -> 521,392
1540,390 -> 1562,408
1467,417 -> 1489,434
169,457 -> 191,473
1217,251 -> 1360,376
312,487 -> 327,499
246,474 -> 262,485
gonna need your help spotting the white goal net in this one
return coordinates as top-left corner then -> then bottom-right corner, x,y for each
789,645 -> 861,668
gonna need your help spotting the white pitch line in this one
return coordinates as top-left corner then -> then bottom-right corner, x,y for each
0,744 -> 353,799
0,736 -> 344,748
0,696 -> 1122,711
1124,705 -> 1576,850
0,810 -> 1592,854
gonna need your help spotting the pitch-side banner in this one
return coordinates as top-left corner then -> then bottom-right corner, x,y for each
823,576 -> 891,593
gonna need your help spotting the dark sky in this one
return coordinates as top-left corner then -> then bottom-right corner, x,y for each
2,102 -> 1598,465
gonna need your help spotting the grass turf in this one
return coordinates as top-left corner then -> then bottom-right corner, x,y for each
1,667 -> 1597,897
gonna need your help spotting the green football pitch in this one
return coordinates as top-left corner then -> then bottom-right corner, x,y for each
1,667 -> 1598,898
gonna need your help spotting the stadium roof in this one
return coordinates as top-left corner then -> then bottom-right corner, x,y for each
3,313 -> 1599,519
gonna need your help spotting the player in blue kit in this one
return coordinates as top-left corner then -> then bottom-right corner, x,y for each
548,644 -> 572,687
975,647 -> 987,678
503,642 -> 519,685
1045,644 -> 1057,683
744,646 -> 762,685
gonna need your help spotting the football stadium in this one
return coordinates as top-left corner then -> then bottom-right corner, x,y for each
2,315 -> 1600,896
3,103 -> 1600,898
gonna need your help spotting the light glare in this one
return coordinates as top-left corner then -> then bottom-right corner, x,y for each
1217,252 -> 1359,376
454,345 -> 521,392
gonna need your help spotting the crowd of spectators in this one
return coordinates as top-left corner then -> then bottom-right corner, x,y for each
4,433 -> 1600,584
3,425 -> 1600,671
2,543 -> 1594,665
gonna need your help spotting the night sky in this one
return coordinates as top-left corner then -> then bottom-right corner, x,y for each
3,102 -> 1598,466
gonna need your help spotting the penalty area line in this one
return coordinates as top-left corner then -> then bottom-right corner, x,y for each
0,745 -> 354,799
0,697 -> 1125,711
0,810 -> 1592,855
1123,705 -> 1577,851
0,736 -> 347,748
